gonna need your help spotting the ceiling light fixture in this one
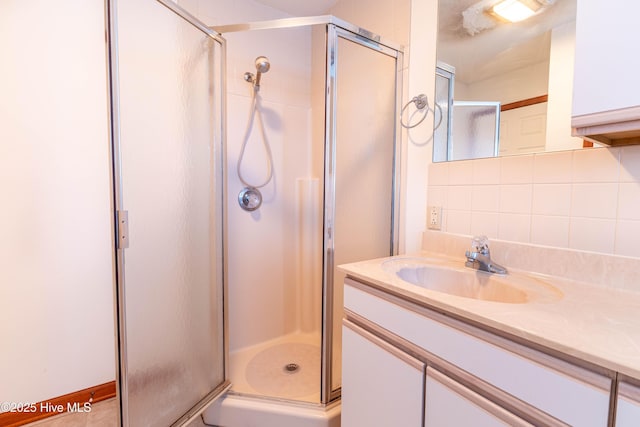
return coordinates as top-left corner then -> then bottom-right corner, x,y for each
462,0 -> 555,36
491,0 -> 542,23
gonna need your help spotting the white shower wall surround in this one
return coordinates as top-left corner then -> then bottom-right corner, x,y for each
225,25 -> 317,354
218,19 -> 331,411
427,146 -> 640,258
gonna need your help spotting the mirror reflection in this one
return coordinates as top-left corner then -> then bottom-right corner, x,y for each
434,0 -> 584,162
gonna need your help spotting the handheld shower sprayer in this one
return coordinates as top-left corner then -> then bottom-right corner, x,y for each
254,56 -> 270,89
243,56 -> 271,91
237,55 -> 274,212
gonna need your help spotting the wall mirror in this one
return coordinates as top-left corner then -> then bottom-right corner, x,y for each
433,0 -> 583,162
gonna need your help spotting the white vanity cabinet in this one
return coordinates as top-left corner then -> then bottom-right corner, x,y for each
616,381 -> 640,427
425,367 -> 533,427
572,0 -> 640,144
342,320 -> 425,427
342,277 -> 614,427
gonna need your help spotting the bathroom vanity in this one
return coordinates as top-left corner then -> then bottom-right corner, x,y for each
339,253 -> 640,426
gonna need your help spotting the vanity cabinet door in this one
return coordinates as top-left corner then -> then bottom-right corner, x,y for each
572,0 -> 640,143
616,381 -> 640,426
342,320 -> 425,427
425,367 -> 533,427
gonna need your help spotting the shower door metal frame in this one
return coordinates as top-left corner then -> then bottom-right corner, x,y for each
434,61 -> 455,163
106,1 -> 230,425
322,22 -> 403,404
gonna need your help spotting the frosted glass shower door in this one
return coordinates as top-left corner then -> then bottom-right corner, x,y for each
325,26 -> 401,399
111,1 -> 227,426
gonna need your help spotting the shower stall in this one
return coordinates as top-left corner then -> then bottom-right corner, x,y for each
109,2 -> 403,425
205,16 -> 404,425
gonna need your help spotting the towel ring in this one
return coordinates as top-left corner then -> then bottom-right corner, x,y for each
400,94 -> 442,130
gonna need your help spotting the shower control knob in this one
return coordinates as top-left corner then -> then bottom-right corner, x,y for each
238,187 -> 262,211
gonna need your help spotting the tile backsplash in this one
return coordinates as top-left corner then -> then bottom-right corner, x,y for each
427,146 -> 640,258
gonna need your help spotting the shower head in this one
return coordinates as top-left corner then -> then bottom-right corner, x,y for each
255,56 -> 270,73
254,56 -> 270,90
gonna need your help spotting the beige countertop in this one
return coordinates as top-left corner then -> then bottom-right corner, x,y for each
339,251 -> 640,380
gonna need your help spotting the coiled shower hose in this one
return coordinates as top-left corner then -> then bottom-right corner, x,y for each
237,89 -> 274,189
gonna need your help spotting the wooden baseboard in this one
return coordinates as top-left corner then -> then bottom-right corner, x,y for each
0,381 -> 116,427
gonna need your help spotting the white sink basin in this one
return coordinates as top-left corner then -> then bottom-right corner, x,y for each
382,257 -> 561,304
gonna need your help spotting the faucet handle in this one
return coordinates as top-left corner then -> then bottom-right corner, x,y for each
470,235 -> 490,255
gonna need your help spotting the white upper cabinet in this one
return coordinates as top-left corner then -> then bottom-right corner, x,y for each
572,0 -> 640,144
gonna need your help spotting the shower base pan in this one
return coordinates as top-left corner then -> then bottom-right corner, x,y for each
229,332 -> 322,402
203,332 -> 340,425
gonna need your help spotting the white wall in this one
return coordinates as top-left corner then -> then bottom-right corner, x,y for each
0,0 -> 115,407
546,20 -> 583,152
465,61 -> 549,104
328,0 -> 411,48
401,0 -> 441,252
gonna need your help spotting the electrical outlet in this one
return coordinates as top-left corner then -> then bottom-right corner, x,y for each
428,206 -> 442,230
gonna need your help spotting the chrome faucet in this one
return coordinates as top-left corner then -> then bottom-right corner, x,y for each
465,236 -> 508,274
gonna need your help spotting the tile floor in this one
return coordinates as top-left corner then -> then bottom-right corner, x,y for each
24,398 -> 209,427
25,399 -> 118,427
